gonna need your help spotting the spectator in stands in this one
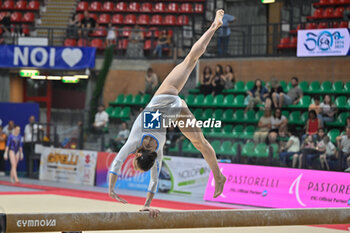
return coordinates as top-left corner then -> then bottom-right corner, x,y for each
109,122 -> 130,152
279,127 -> 300,167
93,104 -> 109,133
0,126 -> 7,176
320,136 -> 336,170
211,64 -> 225,95
165,125 -> 181,153
253,109 -> 272,143
67,14 -> 80,38
3,120 -> 15,135
79,10 -> 97,37
199,66 -> 213,95
265,77 -> 284,110
337,126 -> 350,171
217,13 -> 235,56
298,134 -> 317,169
223,65 -> 235,90
320,94 -> 337,124
268,108 -> 288,144
127,25 -> 144,58
272,77 -> 303,108
144,68 -> 159,95
305,128 -> 326,168
106,23 -> 116,46
304,110 -> 321,141
244,79 -> 268,112
24,116 -> 43,175
154,29 -> 170,58
1,12 -> 11,44
308,95 -> 322,118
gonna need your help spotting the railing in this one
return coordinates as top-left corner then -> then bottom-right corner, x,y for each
0,22 -> 303,58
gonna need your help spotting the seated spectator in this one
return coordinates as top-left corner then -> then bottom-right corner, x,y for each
303,110 -> 321,141
67,14 -> 80,38
305,128 -> 325,169
0,12 -> 11,44
268,108 -> 288,144
298,134 -> 317,169
109,122 -> 130,152
272,77 -> 303,108
253,109 -> 272,143
223,65 -> 235,90
199,66 -> 213,95
265,77 -> 284,110
3,120 -> 15,135
279,127 -> 300,167
320,136 -> 336,170
154,29 -> 170,58
320,94 -> 337,124
78,10 -> 97,37
245,79 -> 268,112
127,25 -> 144,58
165,125 -> 180,153
144,68 -> 158,95
93,104 -> 109,133
337,126 -> 350,171
106,23 -> 116,46
308,95 -> 322,118
211,64 -> 225,95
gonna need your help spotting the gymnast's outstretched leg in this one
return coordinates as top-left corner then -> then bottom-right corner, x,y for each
155,9 -> 225,96
155,9 -> 226,198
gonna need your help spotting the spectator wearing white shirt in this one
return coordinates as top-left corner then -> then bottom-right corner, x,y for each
109,122 -> 130,152
24,116 -> 42,143
320,136 -> 336,170
337,126 -> 350,171
279,128 -> 300,167
268,108 -> 288,144
320,94 -> 337,124
93,104 -> 109,133
3,120 -> 15,135
24,115 -> 42,176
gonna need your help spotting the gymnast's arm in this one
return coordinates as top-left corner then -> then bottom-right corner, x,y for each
108,137 -> 138,204
139,151 -> 162,217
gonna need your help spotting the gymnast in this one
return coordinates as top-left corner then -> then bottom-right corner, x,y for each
108,9 -> 227,217
4,125 -> 23,183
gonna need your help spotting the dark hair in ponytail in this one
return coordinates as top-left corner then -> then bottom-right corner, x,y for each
136,148 -> 157,171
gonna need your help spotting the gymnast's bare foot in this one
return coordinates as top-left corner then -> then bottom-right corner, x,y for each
214,174 -> 226,198
212,9 -> 224,30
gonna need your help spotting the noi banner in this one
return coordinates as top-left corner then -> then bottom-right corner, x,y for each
204,164 -> 350,208
95,153 -> 210,196
0,45 -> 96,69
297,28 -> 350,57
39,147 -> 97,185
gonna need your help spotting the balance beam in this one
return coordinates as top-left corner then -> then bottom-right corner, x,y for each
1,208 -> 350,232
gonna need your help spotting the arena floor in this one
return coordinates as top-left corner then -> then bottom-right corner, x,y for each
0,177 -> 349,233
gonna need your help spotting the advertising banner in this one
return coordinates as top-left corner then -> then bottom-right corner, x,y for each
0,45 -> 96,69
95,153 -> 210,196
39,147 -> 97,185
297,28 -> 350,57
95,152 -> 151,191
204,163 -> 350,208
162,156 -> 210,196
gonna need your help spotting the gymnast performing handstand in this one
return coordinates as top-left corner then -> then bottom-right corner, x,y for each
109,9 -> 227,217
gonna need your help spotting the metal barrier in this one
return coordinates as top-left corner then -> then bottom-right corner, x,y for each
0,22 -> 304,58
